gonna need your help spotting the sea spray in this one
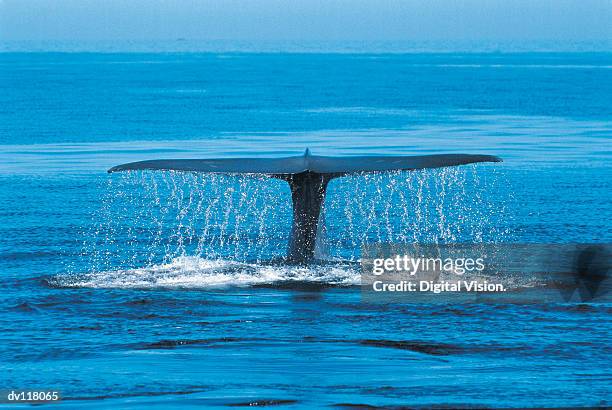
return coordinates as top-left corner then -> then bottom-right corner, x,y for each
70,166 -> 511,282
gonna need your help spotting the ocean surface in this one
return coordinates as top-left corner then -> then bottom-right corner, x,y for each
0,51 -> 611,408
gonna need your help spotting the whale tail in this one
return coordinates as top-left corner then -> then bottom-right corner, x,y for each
109,149 -> 501,264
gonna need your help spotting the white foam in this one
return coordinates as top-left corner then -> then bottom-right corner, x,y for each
54,256 -> 361,289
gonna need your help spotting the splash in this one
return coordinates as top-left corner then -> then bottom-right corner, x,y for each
54,256 -> 360,289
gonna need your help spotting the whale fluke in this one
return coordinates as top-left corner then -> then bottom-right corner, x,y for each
109,149 -> 501,264
108,150 -> 501,176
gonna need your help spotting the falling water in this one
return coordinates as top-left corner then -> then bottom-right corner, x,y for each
323,166 -> 511,260
63,166 -> 511,288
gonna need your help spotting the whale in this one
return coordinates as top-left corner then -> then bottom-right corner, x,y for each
109,149 -> 502,264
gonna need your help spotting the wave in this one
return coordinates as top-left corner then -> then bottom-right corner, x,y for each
302,106 -> 420,115
403,64 -> 612,69
49,256 -> 361,289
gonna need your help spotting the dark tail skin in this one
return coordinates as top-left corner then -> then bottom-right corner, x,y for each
281,171 -> 331,263
109,149 -> 501,264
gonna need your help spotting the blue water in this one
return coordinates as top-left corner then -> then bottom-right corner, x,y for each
0,52 -> 611,408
